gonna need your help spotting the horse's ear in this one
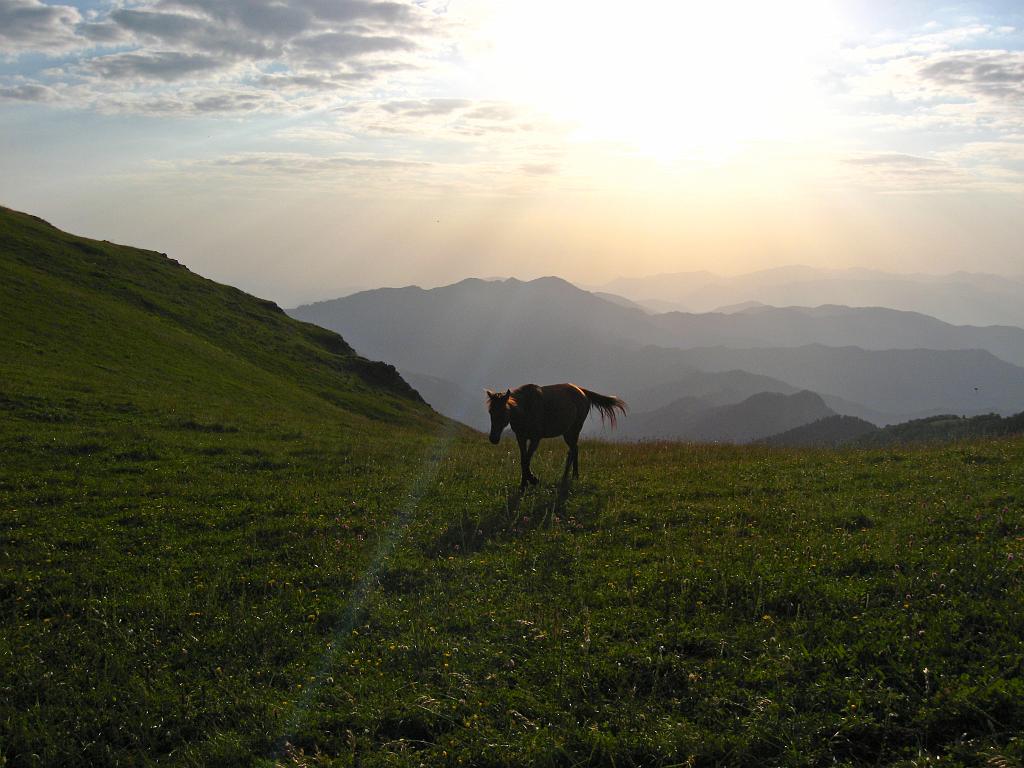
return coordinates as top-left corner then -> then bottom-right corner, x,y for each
504,389 -> 511,397
485,389 -> 495,399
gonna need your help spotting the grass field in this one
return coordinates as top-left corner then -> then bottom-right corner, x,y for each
2,208 -> 1023,766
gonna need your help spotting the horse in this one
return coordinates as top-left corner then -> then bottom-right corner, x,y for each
486,383 -> 627,488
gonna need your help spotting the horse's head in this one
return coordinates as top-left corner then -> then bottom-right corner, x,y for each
485,389 -> 513,444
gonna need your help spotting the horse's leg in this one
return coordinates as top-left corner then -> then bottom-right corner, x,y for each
561,434 -> 574,480
565,430 -> 581,479
516,434 -> 531,488
525,438 -> 540,484
568,419 -> 584,479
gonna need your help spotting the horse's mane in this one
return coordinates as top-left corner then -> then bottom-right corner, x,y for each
485,391 -> 517,409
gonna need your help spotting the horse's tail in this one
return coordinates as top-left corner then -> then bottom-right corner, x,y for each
580,388 -> 628,429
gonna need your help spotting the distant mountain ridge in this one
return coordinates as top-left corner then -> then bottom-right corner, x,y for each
296,276 -> 1024,367
622,390 -> 836,443
673,345 -> 1024,419
648,305 -> 1024,366
289,276 -> 1024,439
597,266 -> 1024,327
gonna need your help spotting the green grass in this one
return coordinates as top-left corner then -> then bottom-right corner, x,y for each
0,206 -> 430,428
2,207 -> 1023,766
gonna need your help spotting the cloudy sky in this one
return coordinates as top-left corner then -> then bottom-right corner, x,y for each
1,0 -> 1023,305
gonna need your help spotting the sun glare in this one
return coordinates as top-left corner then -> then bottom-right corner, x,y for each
475,0 -> 841,162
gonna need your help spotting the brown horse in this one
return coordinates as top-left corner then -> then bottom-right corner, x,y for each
486,383 -> 627,488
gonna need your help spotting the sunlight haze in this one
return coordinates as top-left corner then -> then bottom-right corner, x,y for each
2,0 -> 1023,305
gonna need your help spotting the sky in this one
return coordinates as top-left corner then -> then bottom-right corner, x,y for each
1,0 -> 1023,306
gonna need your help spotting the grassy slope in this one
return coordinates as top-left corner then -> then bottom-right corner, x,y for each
2,209 -> 1024,767
0,207 -> 428,427
858,412 -> 1024,448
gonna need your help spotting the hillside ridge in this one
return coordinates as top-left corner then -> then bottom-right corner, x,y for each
0,205 -> 430,426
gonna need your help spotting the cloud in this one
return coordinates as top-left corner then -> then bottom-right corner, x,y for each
209,151 -> 430,171
845,152 -> 942,168
1,0 -> 450,113
124,0 -> 435,65
288,30 -> 416,68
192,92 -> 273,112
843,24 -> 994,64
85,51 -> 227,82
91,87 -> 292,115
351,98 -> 548,139
159,0 -> 311,39
110,8 -> 278,59
0,0 -> 82,54
918,51 -> 1024,103
139,150 -> 445,192
841,152 -> 978,192
832,23 -> 1024,162
77,20 -> 131,44
379,98 -> 472,116
0,82 -> 57,101
126,147 -> 567,199
256,71 -> 368,90
521,162 -> 557,175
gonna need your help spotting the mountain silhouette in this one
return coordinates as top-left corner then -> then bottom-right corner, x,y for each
598,267 -> 1024,327
623,390 -> 836,443
290,276 -> 1024,438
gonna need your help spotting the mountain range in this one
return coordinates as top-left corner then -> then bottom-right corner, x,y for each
597,266 -> 1024,327
289,275 -> 1024,440
647,304 -> 1024,366
619,390 -> 836,443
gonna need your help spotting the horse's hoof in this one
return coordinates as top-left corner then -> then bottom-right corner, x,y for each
528,476 -> 539,486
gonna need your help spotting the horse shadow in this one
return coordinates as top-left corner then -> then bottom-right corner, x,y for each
426,477 -> 580,558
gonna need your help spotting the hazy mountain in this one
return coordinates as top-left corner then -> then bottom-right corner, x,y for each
289,276 -> 1024,437
399,366 -> 817,439
289,277 -> 711,407
327,275 -> 1024,366
401,370 -> 485,430
592,291 -> 652,313
649,305 -> 1024,366
623,390 -> 836,443
761,415 -> 880,447
678,345 -> 1024,419
628,370 -> 903,426
297,276 -> 1024,369
291,277 -> 657,378
629,369 -> 800,411
288,279 -> 814,426
815,394 -> 907,427
599,267 -> 1024,327
712,301 -> 770,313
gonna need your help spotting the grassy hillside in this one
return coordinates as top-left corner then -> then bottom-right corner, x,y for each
765,412 -> 1024,449
762,414 -> 880,447
0,206 -> 429,428
857,412 -> 1024,448
3,209 -> 1024,766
